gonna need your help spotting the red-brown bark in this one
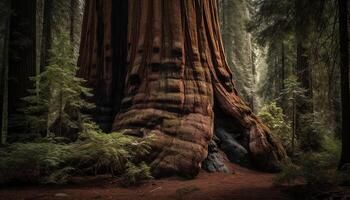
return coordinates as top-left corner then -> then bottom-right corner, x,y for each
78,0 -> 287,177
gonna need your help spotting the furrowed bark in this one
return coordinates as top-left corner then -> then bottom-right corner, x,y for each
78,0 -> 288,177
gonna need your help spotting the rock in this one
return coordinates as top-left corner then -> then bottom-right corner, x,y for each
54,193 -> 68,197
215,127 -> 250,166
202,137 -> 230,173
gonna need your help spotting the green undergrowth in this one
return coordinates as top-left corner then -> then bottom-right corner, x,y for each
275,136 -> 350,192
0,123 -> 154,186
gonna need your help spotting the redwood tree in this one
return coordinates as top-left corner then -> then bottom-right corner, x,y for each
78,0 -> 287,177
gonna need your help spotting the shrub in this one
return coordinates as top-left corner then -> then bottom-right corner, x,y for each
258,102 -> 293,153
275,136 -> 342,188
0,142 -> 73,184
121,162 -> 153,187
70,122 -> 153,176
0,123 -> 154,186
21,32 -> 94,138
298,112 -> 330,152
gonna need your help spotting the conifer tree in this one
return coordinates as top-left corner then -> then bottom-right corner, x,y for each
22,32 -> 93,137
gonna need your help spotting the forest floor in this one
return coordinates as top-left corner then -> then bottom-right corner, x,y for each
0,162 -> 300,200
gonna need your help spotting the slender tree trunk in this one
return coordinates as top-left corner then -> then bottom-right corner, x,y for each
251,50 -> 256,112
279,41 -> 286,110
69,0 -> 81,47
295,0 -> 315,135
70,0 -> 76,43
78,0 -> 287,177
281,42 -> 285,91
1,7 -> 10,145
40,0 -> 53,71
58,89 -> 63,137
338,0 -> 350,168
292,92 -> 296,157
36,0 -> 44,96
9,0 -> 37,133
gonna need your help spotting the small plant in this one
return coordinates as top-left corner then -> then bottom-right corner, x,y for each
258,102 -> 293,154
275,136 -> 342,189
298,112 -> 329,152
70,122 -> 153,176
21,32 -> 94,137
0,123 -> 154,186
121,162 -> 153,187
0,142 -> 73,184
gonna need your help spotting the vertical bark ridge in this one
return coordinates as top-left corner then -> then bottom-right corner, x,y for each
77,0 -> 127,131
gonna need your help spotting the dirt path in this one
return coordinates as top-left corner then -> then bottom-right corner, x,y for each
0,164 -> 291,200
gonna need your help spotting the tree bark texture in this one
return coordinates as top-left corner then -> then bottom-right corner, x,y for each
40,0 -> 53,71
338,0 -> 350,167
8,0 -> 36,130
0,0 -> 11,144
78,0 -> 287,177
295,0 -> 319,134
78,0 -> 127,132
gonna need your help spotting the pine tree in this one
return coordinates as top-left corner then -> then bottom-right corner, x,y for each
22,32 -> 93,138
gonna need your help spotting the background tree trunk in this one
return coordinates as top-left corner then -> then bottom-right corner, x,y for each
295,0 -> 314,134
0,0 -> 11,145
338,0 -> 350,168
220,0 -> 254,105
40,0 -> 53,71
77,0 -> 128,132
78,0 -> 287,177
8,0 -> 37,134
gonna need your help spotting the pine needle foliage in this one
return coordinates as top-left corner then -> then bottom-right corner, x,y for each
280,75 -> 308,106
275,136 -> 345,189
71,122 -> 153,177
121,162 -> 153,187
21,32 -> 94,137
0,123 -> 154,186
0,142 -> 73,184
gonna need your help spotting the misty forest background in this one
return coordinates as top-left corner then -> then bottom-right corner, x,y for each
0,0 -> 349,192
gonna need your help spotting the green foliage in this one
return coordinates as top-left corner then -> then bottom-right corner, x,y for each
275,136 -> 343,188
0,123 -> 154,186
21,32 -> 94,137
251,0 -> 341,142
248,0 -> 294,46
71,123 -> 153,176
258,102 -> 293,153
121,162 -> 153,187
298,113 -> 328,152
0,142 -> 73,184
280,75 -> 308,107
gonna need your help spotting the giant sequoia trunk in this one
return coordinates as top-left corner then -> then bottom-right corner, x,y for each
78,0 -> 287,177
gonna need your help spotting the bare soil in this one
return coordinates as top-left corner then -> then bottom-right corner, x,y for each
0,163 -> 294,200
